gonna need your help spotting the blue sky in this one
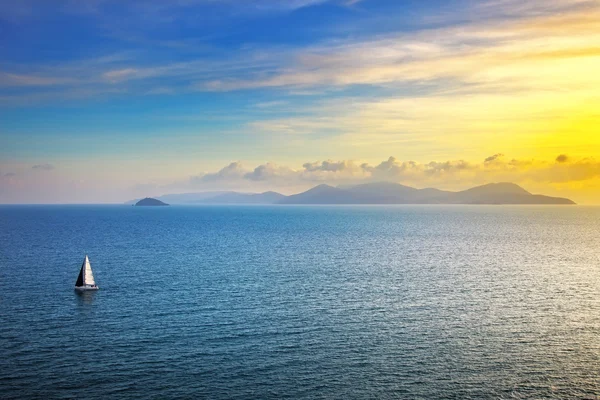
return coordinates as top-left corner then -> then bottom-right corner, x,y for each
1,0 -> 599,203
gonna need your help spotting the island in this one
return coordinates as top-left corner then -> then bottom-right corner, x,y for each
126,182 -> 575,206
135,197 -> 169,206
279,182 -> 575,205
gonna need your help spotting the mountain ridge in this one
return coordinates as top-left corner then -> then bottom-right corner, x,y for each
127,182 -> 575,205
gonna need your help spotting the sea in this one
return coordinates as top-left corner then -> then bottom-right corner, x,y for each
0,205 -> 599,399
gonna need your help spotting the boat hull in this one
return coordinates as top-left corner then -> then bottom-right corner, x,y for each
75,285 -> 99,291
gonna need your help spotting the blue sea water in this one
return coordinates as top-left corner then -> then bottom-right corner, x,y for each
0,205 -> 599,399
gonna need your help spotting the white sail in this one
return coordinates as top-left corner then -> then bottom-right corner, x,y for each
83,255 -> 96,286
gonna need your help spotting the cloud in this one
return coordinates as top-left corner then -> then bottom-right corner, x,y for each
103,68 -> 139,83
556,154 -> 569,163
303,160 -> 353,172
485,153 -> 505,163
3,0 -> 599,101
191,161 -> 247,183
244,163 -> 296,181
32,164 -> 55,171
0,0 -> 333,22
4,154 -> 600,203
253,100 -> 288,109
0,72 -> 71,87
3,172 -> 16,177
247,0 -> 329,11
197,1 -> 600,92
180,154 -> 600,192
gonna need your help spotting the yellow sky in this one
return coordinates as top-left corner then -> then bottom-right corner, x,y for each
1,0 -> 599,203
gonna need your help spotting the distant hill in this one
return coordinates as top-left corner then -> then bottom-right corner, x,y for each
345,181 -> 452,204
449,183 -> 572,204
127,191 -> 233,205
129,182 -> 574,206
193,191 -> 286,204
126,191 -> 285,205
135,197 -> 169,206
280,182 -> 575,205
279,184 -> 362,204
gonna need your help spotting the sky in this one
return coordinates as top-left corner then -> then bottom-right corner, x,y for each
1,0 -> 599,204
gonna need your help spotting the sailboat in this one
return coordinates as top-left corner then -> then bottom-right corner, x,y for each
75,255 -> 99,291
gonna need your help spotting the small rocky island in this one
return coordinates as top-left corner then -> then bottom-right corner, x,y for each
135,197 -> 169,206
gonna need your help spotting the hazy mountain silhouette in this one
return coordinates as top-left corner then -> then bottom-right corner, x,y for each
192,191 -> 286,204
278,184 -> 363,204
450,183 -> 558,204
126,191 -> 235,205
129,182 -> 574,205
344,182 -> 452,204
279,182 -> 574,205
127,191 -> 285,205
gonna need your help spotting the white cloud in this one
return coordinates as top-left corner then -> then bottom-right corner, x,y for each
4,0 -> 598,98
191,161 -> 247,183
3,154 -> 600,203
185,154 -> 600,190
103,68 -> 139,83
197,1 -> 600,92
0,72 -> 71,87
